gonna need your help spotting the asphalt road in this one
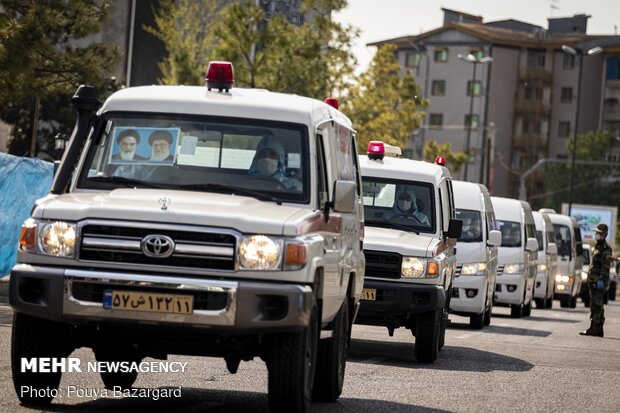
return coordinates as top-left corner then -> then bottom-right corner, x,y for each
0,299 -> 619,413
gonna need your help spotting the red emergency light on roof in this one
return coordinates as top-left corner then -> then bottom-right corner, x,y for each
368,141 -> 385,160
205,61 -> 234,92
435,155 -> 446,166
325,97 -> 339,109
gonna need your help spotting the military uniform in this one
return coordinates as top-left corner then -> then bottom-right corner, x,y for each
580,223 -> 614,337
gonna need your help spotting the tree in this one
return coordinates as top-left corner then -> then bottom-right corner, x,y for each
423,140 -> 469,173
540,130 -> 620,209
145,0 -> 219,86
0,0 -> 117,156
343,44 -> 428,153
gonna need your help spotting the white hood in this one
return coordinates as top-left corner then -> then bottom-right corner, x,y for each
456,242 -> 486,264
37,189 -> 314,236
497,246 -> 524,266
364,226 -> 435,258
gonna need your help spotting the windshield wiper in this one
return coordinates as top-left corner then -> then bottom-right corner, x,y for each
87,176 -> 165,188
365,219 -> 420,234
178,183 -> 282,205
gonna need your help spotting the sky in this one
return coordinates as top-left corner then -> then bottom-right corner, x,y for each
333,0 -> 620,73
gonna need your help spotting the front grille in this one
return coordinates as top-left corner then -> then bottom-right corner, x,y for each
455,265 -> 463,277
79,224 -> 236,271
71,282 -> 228,311
364,250 -> 402,279
497,265 -> 505,276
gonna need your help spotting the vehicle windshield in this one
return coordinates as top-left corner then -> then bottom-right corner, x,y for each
496,220 -> 521,247
456,209 -> 483,242
78,114 -> 308,204
553,224 -> 572,257
362,178 -> 435,234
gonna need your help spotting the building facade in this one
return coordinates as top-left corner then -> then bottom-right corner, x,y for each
370,8 -> 620,200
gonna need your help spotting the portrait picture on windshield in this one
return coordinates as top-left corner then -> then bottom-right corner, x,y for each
109,127 -> 179,165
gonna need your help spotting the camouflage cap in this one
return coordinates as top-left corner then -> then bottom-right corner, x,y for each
593,223 -> 609,233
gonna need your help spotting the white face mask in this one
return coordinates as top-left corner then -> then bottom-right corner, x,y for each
398,201 -> 412,211
595,233 -> 602,241
256,158 -> 278,176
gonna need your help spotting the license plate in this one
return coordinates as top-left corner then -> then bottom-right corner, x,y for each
103,290 -> 194,314
361,288 -> 376,301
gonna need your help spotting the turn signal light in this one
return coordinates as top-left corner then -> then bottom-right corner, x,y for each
427,262 -> 440,277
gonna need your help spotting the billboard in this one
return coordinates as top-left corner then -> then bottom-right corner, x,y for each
562,203 -> 618,246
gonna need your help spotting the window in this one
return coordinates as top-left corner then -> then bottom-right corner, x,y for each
533,120 -> 541,134
561,87 -> 572,103
522,119 -> 530,134
431,80 -> 446,96
524,86 -> 533,100
558,121 -> 571,137
467,80 -> 481,97
434,48 -> 448,62
469,49 -> 484,60
405,52 -> 421,68
563,53 -> 576,70
429,113 -> 443,129
465,114 -> 479,129
456,209 -> 483,242
496,220 -> 522,247
537,54 -> 546,67
553,224 -> 572,257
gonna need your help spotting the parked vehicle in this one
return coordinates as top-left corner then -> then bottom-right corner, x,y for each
490,197 -> 539,318
10,62 -> 365,412
609,263 -> 618,301
356,143 -> 461,363
450,181 -> 501,329
532,211 -> 558,309
580,243 -> 592,306
540,210 -> 584,308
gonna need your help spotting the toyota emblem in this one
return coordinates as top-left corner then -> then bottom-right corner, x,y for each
159,197 -> 171,210
141,235 -> 175,258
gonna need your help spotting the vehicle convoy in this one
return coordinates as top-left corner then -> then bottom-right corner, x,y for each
540,210 -> 584,308
355,143 -> 461,363
532,211 -> 558,309
490,197 -> 539,318
9,62 -> 365,413
449,181 -> 501,329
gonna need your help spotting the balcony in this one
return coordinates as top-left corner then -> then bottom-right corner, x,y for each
514,99 -> 551,117
513,134 -> 547,151
603,99 -> 620,122
518,68 -> 553,84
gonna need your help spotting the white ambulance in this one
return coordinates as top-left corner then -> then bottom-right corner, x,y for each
532,211 -> 558,309
356,142 -> 461,363
10,62 -> 365,413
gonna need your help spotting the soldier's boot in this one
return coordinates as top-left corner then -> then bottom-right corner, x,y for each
597,322 -> 604,337
579,321 -> 598,336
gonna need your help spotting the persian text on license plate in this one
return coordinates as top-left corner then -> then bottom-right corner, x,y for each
103,290 -> 194,314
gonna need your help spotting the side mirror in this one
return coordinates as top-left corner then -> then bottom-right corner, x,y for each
487,230 -> 502,247
546,242 -> 557,256
332,180 -> 356,213
446,219 -> 462,239
526,237 -> 539,252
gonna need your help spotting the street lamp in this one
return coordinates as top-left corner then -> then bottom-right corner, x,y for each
561,44 -> 603,215
458,53 -> 493,181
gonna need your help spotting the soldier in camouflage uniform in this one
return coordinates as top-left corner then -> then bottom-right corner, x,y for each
579,223 -> 615,337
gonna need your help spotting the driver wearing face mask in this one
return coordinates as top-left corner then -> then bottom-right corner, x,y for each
248,135 -> 302,191
390,189 -> 430,226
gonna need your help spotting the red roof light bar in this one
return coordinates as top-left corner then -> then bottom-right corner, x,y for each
206,61 -> 234,92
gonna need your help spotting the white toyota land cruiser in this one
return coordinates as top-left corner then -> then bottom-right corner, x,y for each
355,142 -> 461,363
10,62 -> 365,413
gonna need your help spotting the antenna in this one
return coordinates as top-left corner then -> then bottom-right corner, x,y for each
546,0 -> 560,17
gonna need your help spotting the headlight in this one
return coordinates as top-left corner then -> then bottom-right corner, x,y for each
39,221 -> 76,257
581,271 -> 587,281
238,235 -> 282,270
555,274 -> 573,283
538,264 -> 547,272
503,263 -> 524,274
402,257 -> 425,278
461,262 -> 487,276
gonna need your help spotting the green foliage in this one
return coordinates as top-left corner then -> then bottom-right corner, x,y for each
423,140 -> 468,173
145,0 -> 219,85
343,44 -> 428,152
540,130 -> 620,209
0,0 -> 117,156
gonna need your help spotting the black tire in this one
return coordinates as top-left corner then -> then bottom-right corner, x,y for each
438,307 -> 447,350
523,297 -> 532,317
313,299 -> 349,402
414,310 -> 440,363
267,305 -> 318,413
570,295 -> 578,308
94,349 -> 140,390
469,312 -> 484,329
583,295 -> 590,307
510,302 -> 523,318
483,302 -> 492,326
11,313 -> 73,406
609,282 -> 617,301
545,296 -> 553,309
560,296 -> 570,308
534,298 -> 544,309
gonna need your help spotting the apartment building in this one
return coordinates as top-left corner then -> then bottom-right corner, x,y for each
370,8 -> 620,199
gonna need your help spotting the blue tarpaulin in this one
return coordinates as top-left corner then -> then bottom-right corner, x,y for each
0,153 -> 54,276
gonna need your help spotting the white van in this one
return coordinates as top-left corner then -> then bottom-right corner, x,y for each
532,211 -> 558,309
541,211 -> 584,308
490,197 -> 539,318
10,62 -> 365,412
450,181 -> 501,329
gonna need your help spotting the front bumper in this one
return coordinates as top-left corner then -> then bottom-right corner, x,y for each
10,264 -> 313,333
494,274 -> 525,305
450,275 -> 486,315
534,271 -> 550,299
356,278 -> 446,325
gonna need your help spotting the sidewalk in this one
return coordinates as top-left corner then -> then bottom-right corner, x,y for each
0,275 -> 8,303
